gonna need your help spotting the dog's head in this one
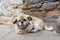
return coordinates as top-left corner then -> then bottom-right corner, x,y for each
13,15 -> 32,29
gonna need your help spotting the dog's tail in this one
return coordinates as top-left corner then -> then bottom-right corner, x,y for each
44,24 -> 54,31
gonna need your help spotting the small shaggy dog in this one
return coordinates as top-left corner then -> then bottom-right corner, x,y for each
13,14 -> 53,34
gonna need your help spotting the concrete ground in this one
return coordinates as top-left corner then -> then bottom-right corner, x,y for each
0,24 -> 60,40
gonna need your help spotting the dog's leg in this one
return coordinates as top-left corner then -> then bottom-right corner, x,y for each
37,26 -> 44,31
31,25 -> 43,32
14,24 -> 20,34
31,29 -> 38,32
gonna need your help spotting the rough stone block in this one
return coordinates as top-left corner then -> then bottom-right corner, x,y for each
32,3 -> 41,8
42,2 -> 59,10
31,0 -> 41,3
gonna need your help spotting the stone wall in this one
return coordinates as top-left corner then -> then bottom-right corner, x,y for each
0,0 -> 60,18
0,0 -> 60,24
22,0 -> 60,19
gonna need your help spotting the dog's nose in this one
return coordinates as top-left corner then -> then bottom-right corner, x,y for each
21,21 -> 23,24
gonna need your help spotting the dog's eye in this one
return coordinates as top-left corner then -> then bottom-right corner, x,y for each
23,19 -> 26,21
18,20 -> 21,22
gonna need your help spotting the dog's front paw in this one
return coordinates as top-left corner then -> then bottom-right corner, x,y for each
17,31 -> 27,35
31,29 -> 39,33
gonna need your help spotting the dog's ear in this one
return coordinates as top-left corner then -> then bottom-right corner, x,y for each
13,19 -> 17,24
27,16 -> 32,21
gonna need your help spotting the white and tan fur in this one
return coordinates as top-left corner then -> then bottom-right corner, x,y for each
13,14 -> 53,34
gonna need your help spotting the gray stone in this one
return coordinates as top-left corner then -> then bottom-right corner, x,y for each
56,16 -> 60,33
30,0 -> 58,4
30,0 -> 41,4
32,3 -> 41,8
42,2 -> 59,10
43,0 -> 58,2
50,14 -> 59,19
23,0 -> 58,4
43,18 -> 57,23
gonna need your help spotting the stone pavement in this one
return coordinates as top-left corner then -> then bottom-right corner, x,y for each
0,24 -> 60,40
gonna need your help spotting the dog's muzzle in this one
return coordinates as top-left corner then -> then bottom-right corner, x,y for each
17,23 -> 30,29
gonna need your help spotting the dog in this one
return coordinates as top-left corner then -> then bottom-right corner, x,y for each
13,14 -> 53,34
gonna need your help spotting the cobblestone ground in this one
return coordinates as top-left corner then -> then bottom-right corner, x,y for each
0,24 -> 60,40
